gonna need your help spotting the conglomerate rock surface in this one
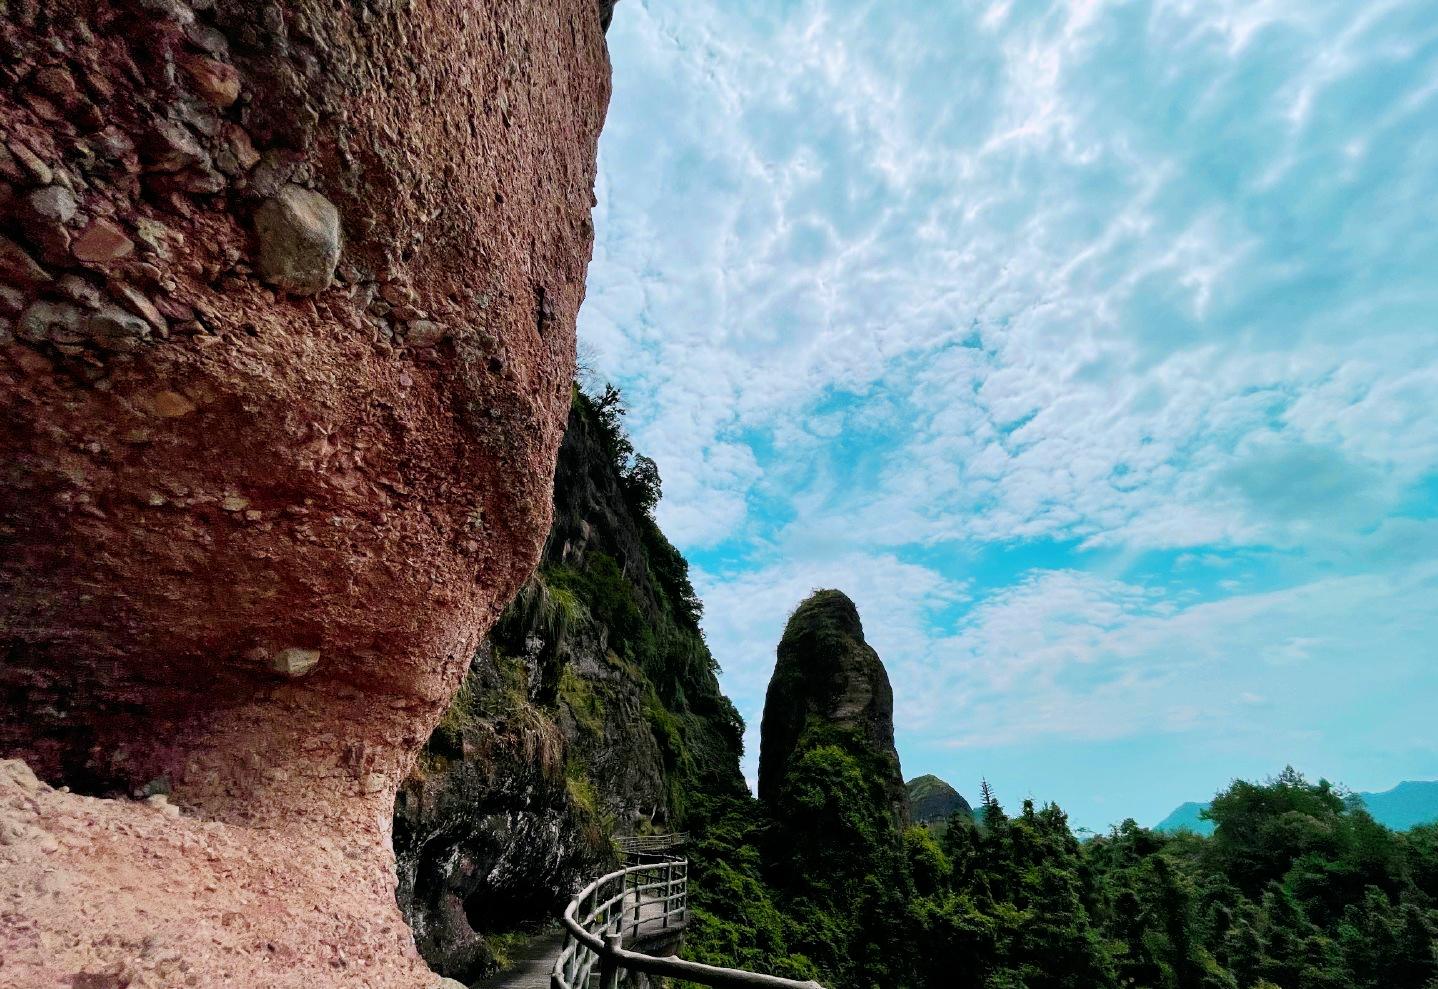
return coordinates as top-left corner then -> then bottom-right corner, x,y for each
0,0 -> 612,985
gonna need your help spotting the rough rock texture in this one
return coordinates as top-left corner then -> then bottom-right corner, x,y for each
393,392 -> 746,981
0,0 -> 612,986
757,589 -> 907,825
906,773 -> 973,831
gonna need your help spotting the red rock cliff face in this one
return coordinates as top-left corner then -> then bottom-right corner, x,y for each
0,0 -> 611,984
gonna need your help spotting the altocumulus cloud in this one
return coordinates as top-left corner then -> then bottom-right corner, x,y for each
580,0 -> 1438,830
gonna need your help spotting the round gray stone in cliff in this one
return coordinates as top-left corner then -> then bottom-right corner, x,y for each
254,184 -> 341,296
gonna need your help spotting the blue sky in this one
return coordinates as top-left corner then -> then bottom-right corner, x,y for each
578,0 -> 1438,832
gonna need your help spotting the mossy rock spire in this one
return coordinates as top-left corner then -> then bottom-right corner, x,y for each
757,589 -> 906,825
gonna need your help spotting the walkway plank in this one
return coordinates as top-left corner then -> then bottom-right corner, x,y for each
479,928 -> 566,989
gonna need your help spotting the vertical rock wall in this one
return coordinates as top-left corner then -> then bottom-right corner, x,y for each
0,1 -> 612,985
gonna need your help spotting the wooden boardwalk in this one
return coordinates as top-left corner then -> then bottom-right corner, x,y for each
480,928 -> 567,989
480,891 -> 674,989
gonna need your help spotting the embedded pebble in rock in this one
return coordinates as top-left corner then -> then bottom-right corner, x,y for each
8,141 -> 52,184
144,117 -> 207,173
17,300 -> 82,343
180,54 -> 241,107
404,319 -> 445,347
148,390 -> 196,418
254,184 -> 341,296
22,186 -> 76,225
57,274 -> 103,309
110,282 -> 166,332
133,217 -> 175,258
0,234 -> 53,288
271,647 -> 321,678
19,186 -> 77,260
71,218 -> 135,264
84,305 -> 151,352
0,286 -> 25,316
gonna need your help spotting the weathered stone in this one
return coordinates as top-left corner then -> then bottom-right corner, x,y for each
91,126 -> 139,169
0,145 -> 21,183
1,0 -> 614,983
249,149 -> 302,199
143,118 -> 207,173
272,647 -> 321,678
84,305 -> 151,351
404,319 -> 445,347
8,141 -> 52,184
379,282 -> 417,305
148,390 -> 196,417
110,282 -> 167,332
0,285 -> 26,316
217,125 -> 260,176
254,184 -> 341,296
0,317 -> 12,345
148,166 -> 226,195
57,274 -> 104,309
16,300 -> 82,343
72,218 -> 135,264
0,233 -> 53,288
183,20 -> 229,56
33,67 -> 82,107
180,54 -> 241,106
23,184 -> 76,225
133,217 -> 176,258
18,184 -> 77,260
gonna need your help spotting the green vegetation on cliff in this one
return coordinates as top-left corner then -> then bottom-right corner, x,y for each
395,384 -> 748,981
907,773 -> 974,839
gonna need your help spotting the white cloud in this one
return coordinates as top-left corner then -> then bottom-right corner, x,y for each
584,0 -> 1438,817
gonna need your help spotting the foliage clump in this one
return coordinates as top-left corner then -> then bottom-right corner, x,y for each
688,767 -> 1438,989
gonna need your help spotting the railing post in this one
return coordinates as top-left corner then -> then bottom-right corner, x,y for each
635,862 -> 647,937
679,859 -> 687,925
599,933 -> 623,989
662,860 -> 672,929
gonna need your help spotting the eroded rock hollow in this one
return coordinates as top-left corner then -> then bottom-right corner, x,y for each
0,0 -> 612,984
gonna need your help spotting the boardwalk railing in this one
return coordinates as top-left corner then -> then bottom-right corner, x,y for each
612,832 -> 689,857
553,852 -> 823,989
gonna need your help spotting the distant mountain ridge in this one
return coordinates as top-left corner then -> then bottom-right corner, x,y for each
1156,779 -> 1438,835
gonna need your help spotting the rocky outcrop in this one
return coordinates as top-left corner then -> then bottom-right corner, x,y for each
750,591 -> 913,988
906,774 -> 973,831
758,589 -> 907,825
0,1 -> 613,986
393,391 -> 746,982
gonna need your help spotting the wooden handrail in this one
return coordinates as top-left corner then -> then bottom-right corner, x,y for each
552,854 -> 822,989
612,832 -> 688,855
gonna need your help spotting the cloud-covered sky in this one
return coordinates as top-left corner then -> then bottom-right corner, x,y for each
580,0 -> 1438,832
